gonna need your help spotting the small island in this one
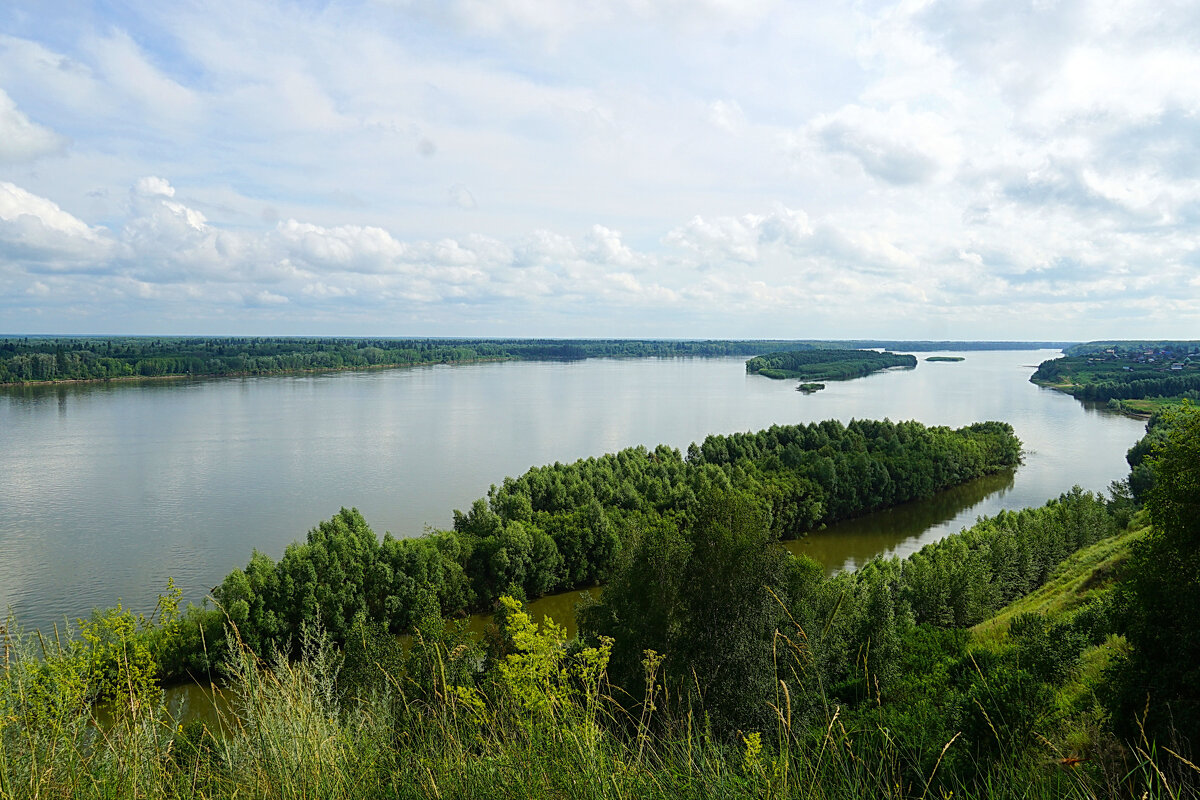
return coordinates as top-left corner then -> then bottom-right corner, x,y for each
747,348 -> 917,381
796,382 -> 825,393
925,356 -> 965,362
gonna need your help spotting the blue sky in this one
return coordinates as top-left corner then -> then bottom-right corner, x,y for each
1,0 -> 1198,338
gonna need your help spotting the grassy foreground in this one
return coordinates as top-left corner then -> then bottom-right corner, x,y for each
0,612 -> 1136,800
1,524 -> 1194,800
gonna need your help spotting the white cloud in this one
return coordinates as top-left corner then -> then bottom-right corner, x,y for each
3,0 -> 1200,337
275,220 -> 409,274
0,181 -> 113,266
134,176 -> 176,198
248,289 -> 289,306
432,0 -> 781,40
707,100 -> 745,132
583,225 -> 638,267
449,184 -> 477,209
810,104 -> 959,186
667,206 -> 812,263
83,29 -> 200,123
0,88 -> 66,163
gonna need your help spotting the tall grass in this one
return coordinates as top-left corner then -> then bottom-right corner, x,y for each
3,607 -> 1191,800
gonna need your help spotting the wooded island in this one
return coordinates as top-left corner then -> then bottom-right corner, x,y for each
746,348 -> 917,381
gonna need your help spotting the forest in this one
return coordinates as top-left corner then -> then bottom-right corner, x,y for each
2,406 -> 1195,798
745,349 -> 917,381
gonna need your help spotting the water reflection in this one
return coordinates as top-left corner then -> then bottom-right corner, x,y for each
786,469 -> 1017,572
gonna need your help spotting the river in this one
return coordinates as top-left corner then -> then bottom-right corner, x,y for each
0,349 -> 1145,636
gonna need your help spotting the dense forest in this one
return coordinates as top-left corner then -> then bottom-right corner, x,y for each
745,349 -> 917,381
0,337 -> 1064,385
152,417 -> 1020,680
4,407 -> 1195,798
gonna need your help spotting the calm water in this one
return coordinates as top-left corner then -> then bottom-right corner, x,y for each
1,350 -> 1145,634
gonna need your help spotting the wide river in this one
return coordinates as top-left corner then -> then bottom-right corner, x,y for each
1,350 -> 1146,634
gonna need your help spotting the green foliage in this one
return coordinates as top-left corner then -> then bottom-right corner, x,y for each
1110,403 -> 1200,750
960,661 -> 1055,762
1064,340 -> 1200,359
496,596 -> 613,730
395,590 -> 480,710
0,336 -> 1070,385
78,604 -> 161,713
747,349 -> 917,381
1007,612 -> 1088,684
900,488 -> 1117,629
180,417 -> 1019,680
582,490 -> 799,737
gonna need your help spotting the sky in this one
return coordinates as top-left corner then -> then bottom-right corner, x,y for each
0,0 -> 1198,339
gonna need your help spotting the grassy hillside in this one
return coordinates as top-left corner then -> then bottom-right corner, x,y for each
973,515 -> 1143,640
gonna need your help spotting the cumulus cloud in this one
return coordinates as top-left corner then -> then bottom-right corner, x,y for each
4,0 -> 1200,336
274,220 -> 409,274
0,182 -> 113,266
0,89 -> 67,163
583,225 -> 639,267
134,176 -> 176,198
666,206 -> 812,263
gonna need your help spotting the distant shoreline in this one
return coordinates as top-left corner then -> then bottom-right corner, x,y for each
0,356 -> 516,388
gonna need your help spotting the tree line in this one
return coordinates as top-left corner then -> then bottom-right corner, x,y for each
1063,340 -> 1199,358
153,417 -> 1020,681
1072,375 -> 1200,402
0,337 -> 825,384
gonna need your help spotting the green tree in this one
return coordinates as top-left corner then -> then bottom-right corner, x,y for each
581,489 -> 796,737
1111,403 -> 1200,749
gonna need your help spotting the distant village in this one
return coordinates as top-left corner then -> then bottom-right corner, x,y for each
1087,344 -> 1198,372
